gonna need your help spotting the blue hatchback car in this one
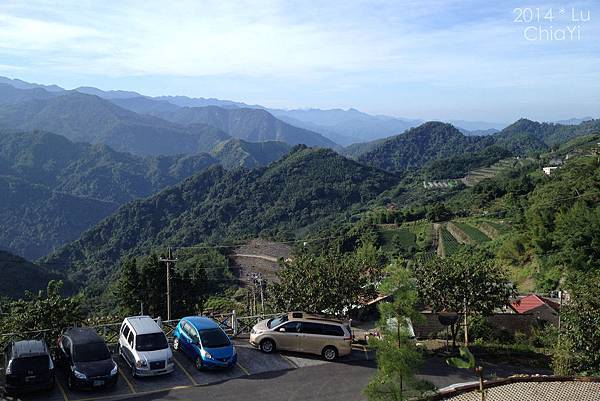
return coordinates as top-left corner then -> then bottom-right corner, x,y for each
173,317 -> 237,370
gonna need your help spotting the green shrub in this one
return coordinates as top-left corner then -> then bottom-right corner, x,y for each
468,315 -> 494,341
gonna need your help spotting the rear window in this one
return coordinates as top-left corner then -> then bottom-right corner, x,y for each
73,342 -> 111,362
136,333 -> 168,352
10,356 -> 50,374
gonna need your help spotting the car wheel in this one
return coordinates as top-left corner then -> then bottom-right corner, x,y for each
131,364 -> 137,378
322,346 -> 338,361
173,337 -> 180,351
260,339 -> 275,354
194,356 -> 203,370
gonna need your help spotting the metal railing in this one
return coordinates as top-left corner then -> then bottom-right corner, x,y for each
0,311 -> 281,351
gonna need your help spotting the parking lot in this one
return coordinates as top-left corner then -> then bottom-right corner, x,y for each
1,340 -> 372,401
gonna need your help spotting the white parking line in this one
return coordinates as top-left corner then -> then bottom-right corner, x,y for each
117,366 -> 136,394
279,354 -> 299,369
236,362 -> 250,376
172,356 -> 198,386
55,377 -> 70,401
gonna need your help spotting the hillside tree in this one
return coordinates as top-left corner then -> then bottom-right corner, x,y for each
413,249 -> 515,346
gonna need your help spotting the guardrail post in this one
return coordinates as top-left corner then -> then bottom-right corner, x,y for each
232,310 -> 238,336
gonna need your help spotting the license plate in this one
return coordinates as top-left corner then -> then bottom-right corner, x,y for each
93,380 -> 104,387
25,375 -> 36,382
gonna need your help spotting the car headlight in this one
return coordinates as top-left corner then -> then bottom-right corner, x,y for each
5,360 -> 12,375
202,350 -> 213,360
73,369 -> 87,380
135,360 -> 147,368
232,347 -> 237,356
110,363 -> 118,376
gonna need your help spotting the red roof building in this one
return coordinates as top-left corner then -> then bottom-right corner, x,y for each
510,294 -> 560,324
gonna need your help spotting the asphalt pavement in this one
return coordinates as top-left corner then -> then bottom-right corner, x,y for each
115,359 -> 377,401
1,341 -> 552,401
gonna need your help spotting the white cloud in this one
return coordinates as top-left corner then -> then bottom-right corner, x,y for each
0,0 -> 598,120
1,0 -> 598,87
0,13 -> 101,51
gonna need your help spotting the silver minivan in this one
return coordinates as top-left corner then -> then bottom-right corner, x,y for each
249,312 -> 353,361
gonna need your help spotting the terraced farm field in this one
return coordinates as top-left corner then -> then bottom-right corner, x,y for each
453,222 -> 491,243
463,158 -> 518,186
440,227 -> 463,256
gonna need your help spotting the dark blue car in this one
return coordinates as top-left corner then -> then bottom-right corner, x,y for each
173,317 -> 237,370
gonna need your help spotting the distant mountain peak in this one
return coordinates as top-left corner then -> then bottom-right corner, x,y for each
75,86 -> 143,99
0,75 -> 64,92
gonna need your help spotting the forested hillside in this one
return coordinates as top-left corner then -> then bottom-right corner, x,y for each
0,131 -> 219,258
356,122 -> 491,172
0,175 -> 117,259
350,119 -> 600,175
0,250 -> 67,298
44,146 -> 400,288
495,118 -> 600,147
211,139 -> 290,169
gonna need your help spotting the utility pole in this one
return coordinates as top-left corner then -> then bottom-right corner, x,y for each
463,296 -> 469,346
257,274 -> 265,314
159,247 -> 178,321
247,272 -> 266,315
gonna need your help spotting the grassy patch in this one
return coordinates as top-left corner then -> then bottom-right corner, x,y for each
412,222 -> 433,250
379,227 -> 417,251
470,343 -> 552,370
484,220 -> 511,234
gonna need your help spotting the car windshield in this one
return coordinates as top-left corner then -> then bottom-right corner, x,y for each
199,328 -> 230,348
136,333 -> 168,352
267,315 -> 288,329
73,342 -> 111,362
11,356 -> 50,374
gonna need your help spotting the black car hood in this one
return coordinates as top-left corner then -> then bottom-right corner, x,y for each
74,358 -> 114,377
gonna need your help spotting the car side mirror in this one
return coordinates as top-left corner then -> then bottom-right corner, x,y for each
278,327 -> 286,332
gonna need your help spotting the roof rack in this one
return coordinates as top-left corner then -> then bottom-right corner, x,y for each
288,311 -> 344,324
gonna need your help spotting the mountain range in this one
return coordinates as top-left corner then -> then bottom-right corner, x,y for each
4,76 -> 567,146
0,83 -> 335,154
43,146 -> 400,287
1,76 -> 600,299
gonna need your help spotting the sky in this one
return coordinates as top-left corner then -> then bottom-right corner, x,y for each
0,0 -> 599,122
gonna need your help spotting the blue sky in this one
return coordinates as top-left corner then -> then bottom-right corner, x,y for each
0,0 -> 598,122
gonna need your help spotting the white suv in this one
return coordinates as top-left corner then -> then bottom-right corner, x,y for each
118,316 -> 174,377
